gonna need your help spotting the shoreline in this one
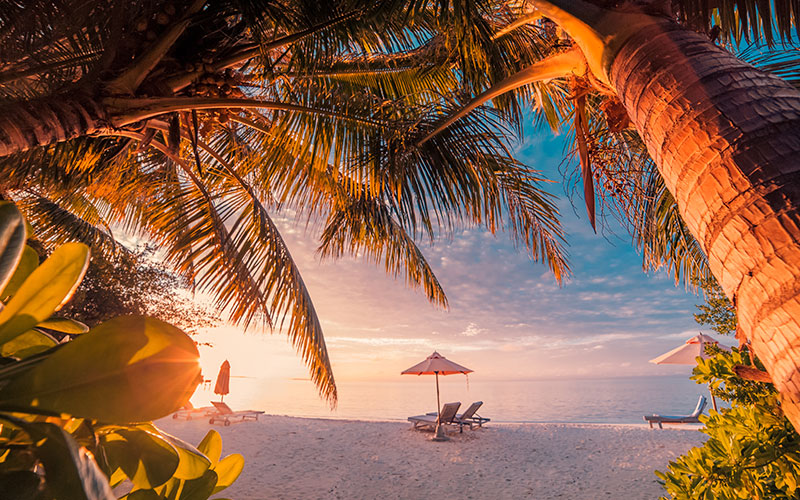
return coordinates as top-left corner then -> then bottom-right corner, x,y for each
213,412 -> 706,427
156,414 -> 705,499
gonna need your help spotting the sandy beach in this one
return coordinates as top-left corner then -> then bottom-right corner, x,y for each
154,415 -> 705,500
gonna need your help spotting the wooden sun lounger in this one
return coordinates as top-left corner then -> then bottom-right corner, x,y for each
409,402 -> 461,432
644,395 -> 707,429
455,401 -> 491,429
426,401 -> 490,430
208,401 -> 265,426
172,403 -> 215,420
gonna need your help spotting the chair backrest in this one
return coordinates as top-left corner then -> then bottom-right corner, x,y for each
690,395 -> 707,417
459,401 -> 483,420
438,402 -> 461,423
212,401 -> 234,415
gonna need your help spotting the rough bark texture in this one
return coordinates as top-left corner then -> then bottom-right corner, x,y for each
0,94 -> 108,157
610,21 -> 800,426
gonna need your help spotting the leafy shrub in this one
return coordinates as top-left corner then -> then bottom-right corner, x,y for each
0,202 -> 242,499
656,279 -> 800,500
58,244 -> 218,335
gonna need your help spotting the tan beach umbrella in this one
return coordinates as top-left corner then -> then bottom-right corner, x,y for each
650,334 -> 729,411
214,360 -> 231,402
401,351 -> 472,419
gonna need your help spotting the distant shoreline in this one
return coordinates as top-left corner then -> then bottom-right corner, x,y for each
232,412 -> 706,427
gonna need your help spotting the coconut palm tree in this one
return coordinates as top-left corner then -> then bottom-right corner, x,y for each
421,0 -> 800,428
0,0 -> 570,404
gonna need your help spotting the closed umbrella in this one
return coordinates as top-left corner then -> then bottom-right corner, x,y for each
402,352 -> 472,441
214,360 -> 231,402
650,334 -> 728,411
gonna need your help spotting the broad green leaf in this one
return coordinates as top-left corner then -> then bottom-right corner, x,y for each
102,428 -> 179,489
178,469 -> 217,500
0,329 -> 58,359
211,454 -> 244,494
121,489 -> 161,500
197,430 -> 222,467
37,317 -> 89,334
23,421 -> 114,500
0,315 -> 201,422
0,242 -> 90,345
108,467 -> 127,488
155,477 -> 180,499
0,203 -> 26,295
1,246 -> 38,302
139,423 -> 211,480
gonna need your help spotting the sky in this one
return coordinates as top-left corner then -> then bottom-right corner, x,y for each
194,125 -> 730,385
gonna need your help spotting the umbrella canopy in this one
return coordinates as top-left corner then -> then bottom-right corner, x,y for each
214,360 -> 231,401
401,351 -> 473,376
649,334 -> 726,365
650,334 -> 729,411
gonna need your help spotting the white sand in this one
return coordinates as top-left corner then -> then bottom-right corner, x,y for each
154,415 -> 705,500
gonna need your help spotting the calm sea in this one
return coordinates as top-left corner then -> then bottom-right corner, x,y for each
190,374 -> 716,424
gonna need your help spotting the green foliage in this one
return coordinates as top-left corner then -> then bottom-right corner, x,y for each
658,348 -> 800,499
693,345 -> 771,406
693,278 -> 737,337
59,246 -> 218,334
658,278 -> 800,499
0,203 -> 242,498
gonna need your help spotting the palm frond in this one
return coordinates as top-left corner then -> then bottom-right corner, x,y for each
675,0 -> 800,44
11,193 -> 121,257
318,191 -> 449,308
634,172 -> 711,287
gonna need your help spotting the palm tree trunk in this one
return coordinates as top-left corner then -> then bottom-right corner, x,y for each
0,95 -> 108,157
610,20 -> 800,425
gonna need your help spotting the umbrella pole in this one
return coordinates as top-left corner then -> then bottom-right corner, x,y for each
433,371 -> 449,442
435,372 -> 441,418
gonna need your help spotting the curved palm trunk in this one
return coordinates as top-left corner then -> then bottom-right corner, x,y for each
0,95 -> 108,157
610,21 -> 800,424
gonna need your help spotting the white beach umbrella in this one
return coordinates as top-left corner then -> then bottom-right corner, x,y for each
650,333 -> 729,410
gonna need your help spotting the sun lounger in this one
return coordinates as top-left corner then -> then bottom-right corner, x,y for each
455,401 -> 490,429
409,402 -> 461,432
644,395 -> 707,429
172,402 -> 215,420
208,401 -> 265,426
426,401 -> 491,430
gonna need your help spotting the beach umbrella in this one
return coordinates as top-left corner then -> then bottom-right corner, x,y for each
402,351 -> 472,440
214,360 -> 231,402
650,334 -> 729,411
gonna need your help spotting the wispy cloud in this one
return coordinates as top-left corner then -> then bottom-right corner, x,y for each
460,322 -> 486,337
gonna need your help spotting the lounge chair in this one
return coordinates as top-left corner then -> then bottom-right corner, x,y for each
456,401 -> 490,429
172,402 -> 215,420
644,395 -> 707,429
426,401 -> 490,430
208,401 -> 265,426
408,402 -> 461,432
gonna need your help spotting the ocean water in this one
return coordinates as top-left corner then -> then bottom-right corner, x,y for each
190,374 -> 717,424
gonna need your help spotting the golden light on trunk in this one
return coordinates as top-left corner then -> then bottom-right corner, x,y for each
530,0 -> 800,427
609,20 -> 800,424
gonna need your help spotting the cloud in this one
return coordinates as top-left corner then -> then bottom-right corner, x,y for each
460,322 -> 486,337
325,336 -> 433,347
